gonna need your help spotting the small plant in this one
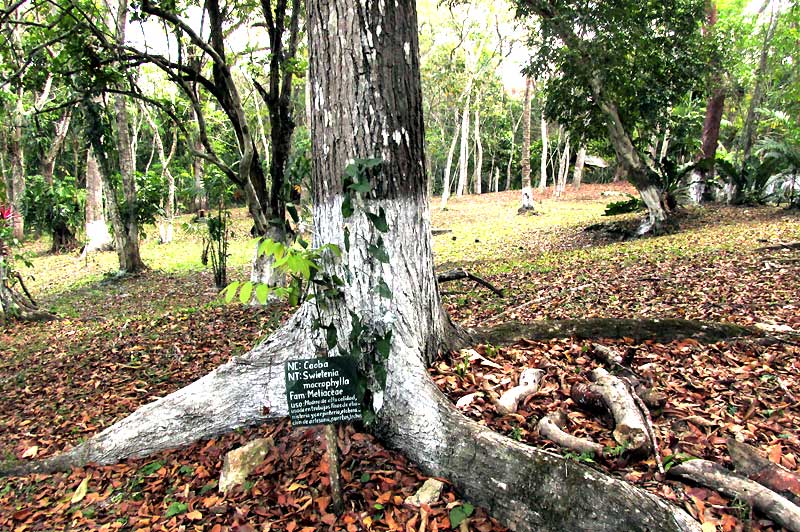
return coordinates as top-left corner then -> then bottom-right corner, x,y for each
563,450 -> 596,464
603,194 -> 645,216
205,201 -> 230,289
454,351 -> 470,377
510,425 -> 524,441
661,453 -> 695,472
604,443 -> 629,458
449,503 -> 474,528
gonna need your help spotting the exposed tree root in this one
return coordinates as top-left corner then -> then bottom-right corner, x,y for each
669,459 -> 800,532
586,368 -> 650,454
437,268 -> 504,297
494,368 -> 544,415
2,312 -> 702,531
537,411 -> 604,457
727,439 -> 800,506
478,318 -> 756,345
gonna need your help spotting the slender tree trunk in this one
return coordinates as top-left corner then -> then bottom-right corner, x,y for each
740,7 -> 779,163
505,112 -> 522,191
84,147 -> 113,253
538,110 -> 548,191
573,145 -> 586,190
39,109 -> 72,186
191,108 -> 208,212
554,132 -> 571,198
473,103 -> 483,194
456,90 -> 471,197
9,90 -> 25,240
440,111 -> 459,209
519,77 -> 535,212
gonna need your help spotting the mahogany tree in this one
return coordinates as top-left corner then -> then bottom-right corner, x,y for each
3,2 -> 702,531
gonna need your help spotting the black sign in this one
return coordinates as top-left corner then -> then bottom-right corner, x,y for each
285,357 -> 363,427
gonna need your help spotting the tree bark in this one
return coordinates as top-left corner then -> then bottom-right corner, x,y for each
441,110 -> 459,209
9,88 -> 25,240
39,109 -> 72,186
573,146 -> 586,190
687,2 -> 724,205
519,77 -> 535,212
456,86 -> 472,197
505,111 -> 522,192
538,111 -> 548,191
84,147 -> 113,254
473,103 -> 483,194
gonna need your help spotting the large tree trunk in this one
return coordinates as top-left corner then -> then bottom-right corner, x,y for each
687,2 -> 724,205
7,2 -> 702,531
519,77 -> 535,212
589,78 -> 667,233
84,147 -> 113,254
109,0 -> 146,272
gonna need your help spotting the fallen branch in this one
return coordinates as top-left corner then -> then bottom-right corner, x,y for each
627,381 -> 664,474
727,439 -> 800,506
669,459 -> 800,532
537,411 -> 604,457
587,368 -> 650,453
755,241 -> 800,252
432,228 -> 452,236
437,268 -> 504,297
494,368 -> 545,415
590,344 -> 666,410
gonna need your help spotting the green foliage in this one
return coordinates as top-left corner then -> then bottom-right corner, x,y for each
563,450 -> 596,464
205,205 -> 230,289
714,155 -> 782,205
603,194 -> 645,216
164,501 -> 188,518
449,503 -> 474,527
518,0 -> 710,150
22,175 -> 85,238
662,453 -> 696,472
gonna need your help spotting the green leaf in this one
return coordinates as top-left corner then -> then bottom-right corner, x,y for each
342,195 -> 354,218
375,331 -> 392,360
70,476 -> 90,504
165,501 -> 188,518
376,279 -> 392,299
326,325 -> 338,350
366,207 -> 389,232
255,284 -> 271,304
350,179 -> 372,194
139,461 -> 164,476
374,503 -> 384,510
375,363 -> 387,388
238,281 -> 254,304
223,282 -> 240,303
449,504 -> 474,528
367,243 -> 389,263
343,227 -> 351,252
360,472 -> 371,483
287,204 -> 299,223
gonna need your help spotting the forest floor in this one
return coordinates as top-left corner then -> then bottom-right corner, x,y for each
1,183 -> 799,531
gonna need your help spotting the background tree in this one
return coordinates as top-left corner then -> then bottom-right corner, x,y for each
516,0 -> 709,233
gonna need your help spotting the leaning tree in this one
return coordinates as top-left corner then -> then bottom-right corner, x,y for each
3,1 -> 702,530
517,0 -> 709,234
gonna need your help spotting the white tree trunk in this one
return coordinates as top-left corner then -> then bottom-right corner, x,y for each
440,111 -> 459,209
84,148 -> 113,254
573,146 -> 586,190
456,87 -> 472,197
555,133 -> 571,198
473,104 -> 483,194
